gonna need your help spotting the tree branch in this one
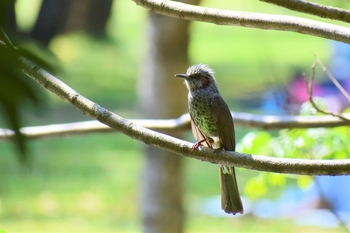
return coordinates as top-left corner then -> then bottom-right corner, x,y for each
131,0 -> 350,44
0,28 -> 15,48
313,55 -> 350,103
260,0 -> 350,24
17,57 -> 350,176
306,62 -> 350,122
1,112 -> 350,141
232,112 -> 350,129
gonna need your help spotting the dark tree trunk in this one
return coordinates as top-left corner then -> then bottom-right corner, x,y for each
30,0 -> 113,46
29,0 -> 70,46
0,0 -> 17,36
138,1 -> 200,232
84,0 -> 113,36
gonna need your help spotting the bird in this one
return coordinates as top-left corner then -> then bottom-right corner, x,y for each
175,64 -> 243,215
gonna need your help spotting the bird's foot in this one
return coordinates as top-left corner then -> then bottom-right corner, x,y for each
191,139 -> 207,150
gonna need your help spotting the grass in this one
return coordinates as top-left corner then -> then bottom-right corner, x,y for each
0,134 -> 143,232
0,0 -> 347,232
0,135 -> 345,232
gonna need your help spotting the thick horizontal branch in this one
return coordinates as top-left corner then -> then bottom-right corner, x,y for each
16,57 -> 350,176
0,111 -> 349,141
131,0 -> 350,44
261,0 -> 350,24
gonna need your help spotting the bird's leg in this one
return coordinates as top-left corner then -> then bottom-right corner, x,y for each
191,139 -> 208,150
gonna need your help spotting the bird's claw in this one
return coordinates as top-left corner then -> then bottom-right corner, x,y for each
191,139 -> 207,150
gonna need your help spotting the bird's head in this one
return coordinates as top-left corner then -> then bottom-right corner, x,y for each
175,64 -> 218,91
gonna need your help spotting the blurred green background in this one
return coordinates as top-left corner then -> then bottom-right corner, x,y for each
0,0 -> 348,232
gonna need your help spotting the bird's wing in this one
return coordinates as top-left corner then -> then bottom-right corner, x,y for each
190,114 -> 212,148
210,94 -> 235,151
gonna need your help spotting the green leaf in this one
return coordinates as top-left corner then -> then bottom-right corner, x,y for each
297,176 -> 313,190
299,97 -> 328,115
244,173 -> 268,200
238,131 -> 271,154
267,173 -> 286,187
342,107 -> 350,113
0,29 -> 50,163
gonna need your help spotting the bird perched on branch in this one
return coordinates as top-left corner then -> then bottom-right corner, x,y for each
175,64 -> 243,215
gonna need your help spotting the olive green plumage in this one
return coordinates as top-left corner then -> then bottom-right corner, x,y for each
176,64 -> 243,215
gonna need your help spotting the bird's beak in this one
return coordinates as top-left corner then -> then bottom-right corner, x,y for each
175,74 -> 188,79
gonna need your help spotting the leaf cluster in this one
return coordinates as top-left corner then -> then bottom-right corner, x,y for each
0,29 -> 56,163
238,98 -> 350,199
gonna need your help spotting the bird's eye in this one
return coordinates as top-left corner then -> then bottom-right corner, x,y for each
188,74 -> 199,79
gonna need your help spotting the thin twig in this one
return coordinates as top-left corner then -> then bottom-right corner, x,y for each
306,62 -> 350,122
260,0 -> 350,24
0,28 -> 15,48
313,55 -> 350,103
314,178 -> 350,231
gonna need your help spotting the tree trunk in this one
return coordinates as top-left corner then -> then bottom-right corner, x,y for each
138,1 -> 200,232
30,0 -> 113,45
84,0 -> 113,36
0,0 -> 17,36
29,0 -> 70,45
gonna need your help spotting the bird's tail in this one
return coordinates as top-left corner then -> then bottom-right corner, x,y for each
219,166 -> 244,215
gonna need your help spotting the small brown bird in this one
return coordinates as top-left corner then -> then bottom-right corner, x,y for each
175,64 -> 243,215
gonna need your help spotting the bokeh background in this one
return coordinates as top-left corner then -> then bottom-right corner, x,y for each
0,0 -> 349,232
